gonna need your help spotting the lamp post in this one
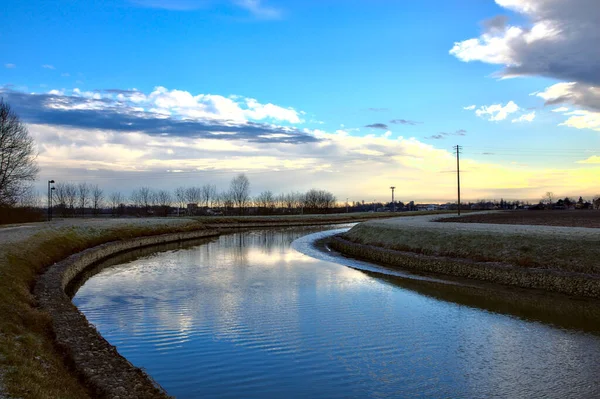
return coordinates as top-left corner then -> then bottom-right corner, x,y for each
390,186 -> 396,212
48,180 -> 55,221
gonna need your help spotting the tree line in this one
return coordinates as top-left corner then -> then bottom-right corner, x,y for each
49,174 -> 339,217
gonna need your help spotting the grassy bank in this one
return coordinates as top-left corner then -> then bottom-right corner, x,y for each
333,219 -> 600,297
0,212 -> 400,398
342,222 -> 600,274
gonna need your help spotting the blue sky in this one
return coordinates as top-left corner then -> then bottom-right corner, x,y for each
1,0 -> 599,202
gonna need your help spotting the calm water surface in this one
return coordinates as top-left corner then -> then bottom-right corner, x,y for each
73,226 -> 600,398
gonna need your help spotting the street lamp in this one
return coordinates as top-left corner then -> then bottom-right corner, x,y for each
48,180 -> 55,221
390,186 -> 396,212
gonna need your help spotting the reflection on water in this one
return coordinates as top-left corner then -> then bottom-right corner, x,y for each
74,226 -> 600,399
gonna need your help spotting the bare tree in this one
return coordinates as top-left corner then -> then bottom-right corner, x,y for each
255,190 -> 275,214
78,182 -> 90,216
220,190 -> 234,215
54,182 -> 68,216
0,99 -> 39,206
594,195 -> 600,210
201,183 -> 216,208
230,173 -> 250,215
131,187 -> 152,214
174,186 -> 186,216
65,183 -> 77,216
109,192 -> 124,217
304,189 -> 336,213
17,185 -> 41,208
155,190 -> 172,216
542,191 -> 554,208
185,186 -> 202,206
91,184 -> 103,216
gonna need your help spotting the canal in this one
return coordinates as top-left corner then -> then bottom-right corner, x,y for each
73,225 -> 600,398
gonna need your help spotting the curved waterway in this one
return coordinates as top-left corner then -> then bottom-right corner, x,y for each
73,225 -> 600,398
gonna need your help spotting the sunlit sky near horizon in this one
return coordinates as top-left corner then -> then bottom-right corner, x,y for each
1,0 -> 599,203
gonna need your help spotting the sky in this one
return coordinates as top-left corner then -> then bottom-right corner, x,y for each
1,0 -> 599,203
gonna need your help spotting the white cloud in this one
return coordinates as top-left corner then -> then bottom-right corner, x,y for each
244,98 -> 302,123
4,63 -> 16,69
42,64 -> 55,69
474,101 -> 519,121
449,0 -> 600,85
234,0 -> 281,20
552,107 -> 569,113
463,105 -> 476,110
559,110 -> 600,132
576,155 -> 600,164
131,0 -> 282,19
511,111 -> 535,123
534,82 -> 600,112
61,73 -> 70,77
30,122 -> 600,202
39,86 -> 303,124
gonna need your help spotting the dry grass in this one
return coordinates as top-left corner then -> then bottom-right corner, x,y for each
344,223 -> 600,275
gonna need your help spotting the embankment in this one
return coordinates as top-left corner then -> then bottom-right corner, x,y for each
330,214 -> 600,299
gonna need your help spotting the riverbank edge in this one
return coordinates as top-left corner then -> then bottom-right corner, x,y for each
328,235 -> 600,299
31,219 -> 384,399
34,229 -> 227,399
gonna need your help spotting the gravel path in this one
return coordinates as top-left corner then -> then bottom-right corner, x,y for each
365,212 -> 600,239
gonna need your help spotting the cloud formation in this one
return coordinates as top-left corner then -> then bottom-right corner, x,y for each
0,87 -> 315,144
131,0 -> 282,19
426,129 -> 467,140
389,119 -> 420,125
364,123 -> 388,130
4,64 -> 16,69
475,101 -> 519,121
512,111 -> 536,123
534,82 -> 600,112
450,0 -> 600,85
234,0 -> 281,19
42,64 -> 55,70
463,105 -> 476,110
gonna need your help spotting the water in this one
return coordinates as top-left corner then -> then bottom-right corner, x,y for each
73,226 -> 600,398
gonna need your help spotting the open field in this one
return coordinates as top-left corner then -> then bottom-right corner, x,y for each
438,210 -> 600,228
4,212 -> 455,398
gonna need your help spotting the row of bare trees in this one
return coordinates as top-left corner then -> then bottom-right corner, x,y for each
53,182 -> 104,217
50,173 -> 338,217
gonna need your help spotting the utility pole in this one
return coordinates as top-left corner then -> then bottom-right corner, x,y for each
390,186 -> 396,212
346,198 -> 349,213
453,145 -> 462,215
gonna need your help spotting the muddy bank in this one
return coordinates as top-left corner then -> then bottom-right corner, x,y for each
34,229 -> 223,399
328,235 -> 600,299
